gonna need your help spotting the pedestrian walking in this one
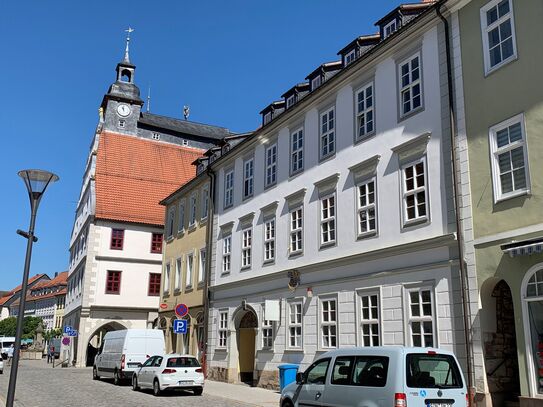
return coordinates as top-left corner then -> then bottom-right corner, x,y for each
47,345 -> 54,364
6,344 -> 14,366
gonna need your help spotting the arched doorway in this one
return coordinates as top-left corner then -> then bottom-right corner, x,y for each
86,321 -> 126,366
481,279 -> 520,405
237,310 -> 257,385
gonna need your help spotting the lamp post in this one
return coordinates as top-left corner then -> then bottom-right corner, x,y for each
6,169 -> 58,407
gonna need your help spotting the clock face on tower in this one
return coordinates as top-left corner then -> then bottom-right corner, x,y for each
116,104 -> 131,117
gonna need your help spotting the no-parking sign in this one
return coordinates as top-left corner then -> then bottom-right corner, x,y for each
175,303 -> 189,318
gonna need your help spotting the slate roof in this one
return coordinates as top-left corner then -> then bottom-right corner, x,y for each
139,113 -> 231,141
94,132 -> 204,226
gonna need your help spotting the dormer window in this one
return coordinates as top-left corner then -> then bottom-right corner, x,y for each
152,132 -> 160,140
197,163 -> 205,174
384,20 -> 398,38
286,95 -> 296,109
182,139 -> 189,146
264,112 -> 272,125
311,76 -> 322,91
345,49 -> 356,66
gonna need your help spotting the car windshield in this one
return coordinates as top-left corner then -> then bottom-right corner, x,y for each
406,353 -> 463,389
167,357 -> 200,368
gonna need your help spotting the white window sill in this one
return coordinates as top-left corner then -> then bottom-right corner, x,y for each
284,348 -> 304,353
484,54 -> 518,77
403,216 -> 428,228
494,189 -> 530,204
357,230 -> 377,240
319,241 -> 336,250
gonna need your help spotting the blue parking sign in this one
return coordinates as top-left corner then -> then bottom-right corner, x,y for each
173,319 -> 187,334
63,325 -> 73,335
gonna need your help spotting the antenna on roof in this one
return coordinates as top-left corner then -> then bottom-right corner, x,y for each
146,86 -> 151,113
183,105 -> 190,121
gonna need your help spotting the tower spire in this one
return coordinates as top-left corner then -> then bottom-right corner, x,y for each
147,86 -> 151,113
124,27 -> 134,63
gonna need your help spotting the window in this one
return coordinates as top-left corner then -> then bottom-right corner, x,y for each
222,235 -> 231,274
320,107 -> 335,159
289,207 -> 303,255
110,229 -> 124,250
262,307 -> 274,349
481,0 -> 516,73
150,233 -> 163,254
489,115 -> 529,201
105,271 -> 121,294
185,254 -> 193,289
526,269 -> 543,394
383,19 -> 398,38
402,159 -> 428,224
352,356 -> 389,387
201,185 -> 209,220
406,353 -> 463,389
152,132 -> 160,140
224,170 -> 234,208
118,119 -> 125,128
408,288 -> 435,347
166,207 -> 175,238
182,139 -> 189,146
321,298 -> 338,348
286,95 -> 295,109
177,200 -> 185,233
355,82 -> 374,140
357,180 -> 377,236
218,310 -> 228,348
311,75 -> 322,91
198,249 -> 206,284
305,359 -> 330,385
189,193 -> 197,227
345,49 -> 356,66
288,301 -> 303,349
163,264 -> 170,294
241,227 -> 252,269
265,144 -> 277,187
148,273 -> 161,296
399,53 -> 422,117
290,128 -> 304,174
331,356 -> 354,385
320,194 -> 336,246
263,112 -> 272,125
243,159 -> 254,199
264,218 -> 275,263
175,258 -> 182,290
360,293 -> 379,346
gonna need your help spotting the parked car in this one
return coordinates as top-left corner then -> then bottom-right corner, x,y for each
131,354 -> 204,396
280,347 -> 467,407
0,337 -> 15,359
93,329 -> 165,385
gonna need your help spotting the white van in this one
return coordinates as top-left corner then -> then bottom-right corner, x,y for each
0,337 -> 15,359
93,329 -> 165,385
280,347 -> 467,407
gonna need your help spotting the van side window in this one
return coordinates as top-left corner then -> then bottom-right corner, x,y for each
352,356 -> 389,387
406,353 -> 463,389
305,358 -> 331,384
331,356 -> 355,385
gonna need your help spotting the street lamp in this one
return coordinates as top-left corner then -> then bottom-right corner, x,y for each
6,169 -> 58,407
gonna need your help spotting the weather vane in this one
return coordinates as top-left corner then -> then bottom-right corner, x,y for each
183,105 -> 190,121
124,27 -> 134,62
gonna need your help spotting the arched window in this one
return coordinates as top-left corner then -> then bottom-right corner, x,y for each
120,69 -> 131,83
524,268 -> 543,395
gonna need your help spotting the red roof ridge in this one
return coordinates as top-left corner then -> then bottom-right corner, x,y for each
100,131 -> 206,155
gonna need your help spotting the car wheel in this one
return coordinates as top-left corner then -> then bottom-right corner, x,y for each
282,399 -> 294,407
152,379 -> 161,396
113,370 -> 121,385
132,375 -> 139,391
92,366 -> 99,380
193,387 -> 203,396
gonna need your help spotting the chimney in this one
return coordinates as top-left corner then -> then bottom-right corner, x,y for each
54,272 -> 58,277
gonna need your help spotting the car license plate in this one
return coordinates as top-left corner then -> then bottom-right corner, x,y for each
179,380 -> 193,385
429,404 -> 452,407
127,363 -> 139,368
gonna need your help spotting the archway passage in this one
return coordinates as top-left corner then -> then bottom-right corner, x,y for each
482,280 -> 521,405
86,321 -> 126,367
237,311 -> 257,385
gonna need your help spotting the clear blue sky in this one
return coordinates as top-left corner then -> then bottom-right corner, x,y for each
0,0 -> 401,290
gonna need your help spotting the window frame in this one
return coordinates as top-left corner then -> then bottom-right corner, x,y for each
163,263 -> 171,295
110,229 -> 125,250
222,234 -> 232,275
319,296 -> 338,350
357,178 -> 378,238
406,287 -> 436,348
261,304 -> 275,350
177,199 -> 185,234
398,52 -> 423,119
289,206 -> 304,256
150,233 -> 163,254
489,113 -> 530,203
185,253 -> 194,290
105,270 -> 121,295
174,257 -> 182,291
217,310 -> 229,349
265,143 -> 278,188
148,273 -> 161,296
311,75 -> 322,91
166,207 -> 175,239
480,0 -> 517,75
319,193 -> 337,248
383,19 -> 398,38
355,81 -> 375,142
287,300 -> 304,350
241,226 -> 252,269
401,157 -> 429,226
243,158 -> 254,200
189,192 -> 198,228
263,217 -> 276,264
319,106 -> 336,160
198,248 -> 206,285
286,95 -> 295,109
290,127 -> 304,176
345,49 -> 356,66
357,290 -> 381,347
201,185 -> 209,221
224,169 -> 234,209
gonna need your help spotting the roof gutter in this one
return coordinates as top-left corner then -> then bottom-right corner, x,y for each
436,3 -> 475,403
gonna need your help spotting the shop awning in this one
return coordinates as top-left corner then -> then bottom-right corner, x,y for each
501,237 -> 543,258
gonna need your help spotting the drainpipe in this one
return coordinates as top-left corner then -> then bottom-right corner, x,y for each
436,3 -> 475,403
202,164 -> 215,377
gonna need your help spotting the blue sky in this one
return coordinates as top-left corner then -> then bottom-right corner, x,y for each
0,0 -> 401,290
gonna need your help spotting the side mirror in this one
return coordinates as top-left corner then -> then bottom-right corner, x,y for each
296,372 -> 304,385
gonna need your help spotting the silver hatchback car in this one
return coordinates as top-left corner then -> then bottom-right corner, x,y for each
280,346 -> 467,407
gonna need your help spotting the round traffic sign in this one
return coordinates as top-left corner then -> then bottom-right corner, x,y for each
159,303 -> 168,309
62,337 -> 70,346
175,303 -> 189,318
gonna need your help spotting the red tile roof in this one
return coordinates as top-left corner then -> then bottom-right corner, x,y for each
31,272 -> 67,290
0,295 -> 12,306
2,274 -> 48,299
95,132 -> 204,226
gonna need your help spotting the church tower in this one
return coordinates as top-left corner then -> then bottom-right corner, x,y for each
100,28 -> 143,135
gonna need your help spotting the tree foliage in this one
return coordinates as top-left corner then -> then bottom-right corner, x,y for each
0,316 -> 44,339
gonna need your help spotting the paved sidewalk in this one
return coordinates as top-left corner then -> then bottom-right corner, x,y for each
204,380 -> 280,407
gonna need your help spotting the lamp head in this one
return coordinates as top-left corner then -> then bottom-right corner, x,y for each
18,169 -> 59,200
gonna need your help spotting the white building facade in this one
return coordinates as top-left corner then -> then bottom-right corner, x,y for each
207,2 -> 469,389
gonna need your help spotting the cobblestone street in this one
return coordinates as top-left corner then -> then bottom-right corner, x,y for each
0,360 -> 268,407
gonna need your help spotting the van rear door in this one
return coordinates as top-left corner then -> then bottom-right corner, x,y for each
405,352 -> 466,407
